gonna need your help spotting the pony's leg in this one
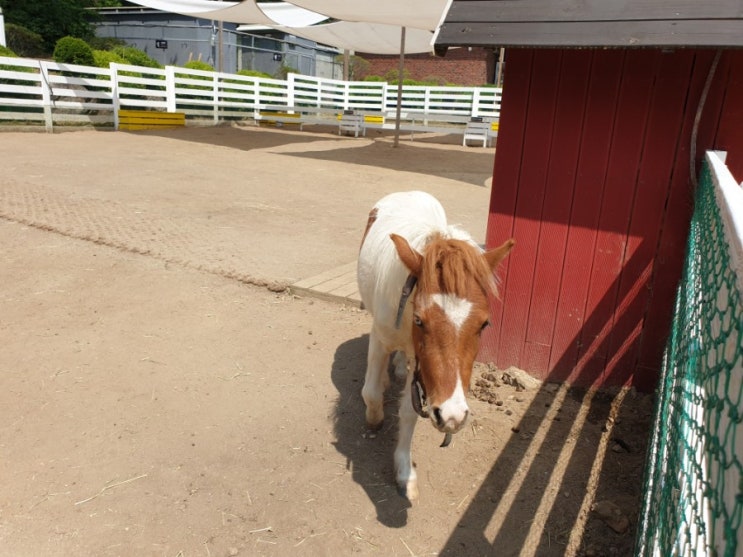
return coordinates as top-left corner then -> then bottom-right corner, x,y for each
391,350 -> 408,380
395,371 -> 419,500
361,331 -> 389,431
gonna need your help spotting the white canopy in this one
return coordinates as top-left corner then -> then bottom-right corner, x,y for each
286,0 -> 450,31
127,0 -> 452,54
274,22 -> 436,55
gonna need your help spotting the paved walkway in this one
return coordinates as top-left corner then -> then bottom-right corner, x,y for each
290,261 -> 361,306
1,126 -> 493,309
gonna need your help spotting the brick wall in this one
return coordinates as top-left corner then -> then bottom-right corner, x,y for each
358,47 -> 495,85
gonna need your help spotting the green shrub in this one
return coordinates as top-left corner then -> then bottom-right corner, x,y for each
92,49 -> 127,68
182,60 -> 214,72
237,69 -> 273,79
88,36 -> 126,51
111,46 -> 162,68
363,75 -> 385,82
53,36 -> 94,66
5,23 -> 46,58
0,45 -> 17,58
275,65 -> 299,79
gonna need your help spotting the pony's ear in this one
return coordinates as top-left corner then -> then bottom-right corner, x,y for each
484,238 -> 515,270
390,233 -> 423,276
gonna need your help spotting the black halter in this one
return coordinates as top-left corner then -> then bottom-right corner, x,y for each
394,274 -> 418,329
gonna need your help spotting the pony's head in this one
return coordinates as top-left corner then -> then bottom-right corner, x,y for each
391,233 -> 515,434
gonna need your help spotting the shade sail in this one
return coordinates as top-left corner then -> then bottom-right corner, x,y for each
287,0 -> 451,30
273,22 -> 435,54
127,0 -> 452,53
128,0 -> 276,25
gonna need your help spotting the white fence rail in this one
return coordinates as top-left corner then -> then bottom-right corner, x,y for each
0,56 -> 502,134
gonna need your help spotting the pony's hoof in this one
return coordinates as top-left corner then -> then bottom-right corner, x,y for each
365,406 -> 384,431
396,480 -> 419,501
366,419 -> 383,432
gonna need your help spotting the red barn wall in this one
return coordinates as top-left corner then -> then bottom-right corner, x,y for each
358,47 -> 495,85
483,48 -> 743,391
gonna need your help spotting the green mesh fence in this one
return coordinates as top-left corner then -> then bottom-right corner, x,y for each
635,153 -> 743,557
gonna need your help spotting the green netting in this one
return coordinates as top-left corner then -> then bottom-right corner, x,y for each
635,155 -> 743,557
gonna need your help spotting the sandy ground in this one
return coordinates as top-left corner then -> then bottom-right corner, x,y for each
0,124 -> 653,556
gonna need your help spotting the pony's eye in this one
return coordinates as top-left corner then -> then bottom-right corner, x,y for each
479,320 -> 490,333
413,315 -> 424,328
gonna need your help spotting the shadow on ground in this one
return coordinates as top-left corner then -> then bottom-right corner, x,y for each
330,334 -> 413,528
133,125 -> 494,187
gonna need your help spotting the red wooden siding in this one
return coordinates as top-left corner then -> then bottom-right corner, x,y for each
482,48 -> 743,390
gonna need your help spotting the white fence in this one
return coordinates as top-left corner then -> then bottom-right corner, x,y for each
0,56 -> 502,133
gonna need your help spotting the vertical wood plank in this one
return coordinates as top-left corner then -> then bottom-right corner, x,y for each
480,49 -> 533,367
637,50 -> 722,385
521,49 -> 591,375
495,49 -> 562,370
548,49 -> 625,383
575,50 -> 658,384
605,50 -> 695,387
713,50 -> 743,180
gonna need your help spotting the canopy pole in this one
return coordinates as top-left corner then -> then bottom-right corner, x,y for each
343,49 -> 350,81
393,26 -> 406,148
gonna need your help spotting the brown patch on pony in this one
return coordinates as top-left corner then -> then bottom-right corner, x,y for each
418,234 -> 498,299
360,207 -> 378,251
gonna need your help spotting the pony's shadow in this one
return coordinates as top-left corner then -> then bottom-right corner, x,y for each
331,335 -> 412,527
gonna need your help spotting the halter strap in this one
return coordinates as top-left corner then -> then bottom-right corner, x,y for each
395,274 -> 418,329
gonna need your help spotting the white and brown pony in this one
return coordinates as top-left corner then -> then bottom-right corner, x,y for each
357,191 -> 514,500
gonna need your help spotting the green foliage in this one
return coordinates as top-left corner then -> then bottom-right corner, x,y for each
111,46 -> 162,68
4,23 -> 45,58
237,69 -> 273,79
53,36 -> 95,66
88,36 -> 126,51
92,48 -> 127,68
384,68 -> 410,84
334,53 -> 369,80
420,75 -> 448,86
364,72 -> 458,87
0,45 -> 17,58
183,60 -> 214,72
0,0 -> 96,54
275,65 -> 299,80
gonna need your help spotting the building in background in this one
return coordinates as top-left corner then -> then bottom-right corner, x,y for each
94,6 -> 342,78
93,6 -> 495,84
359,47 -> 497,85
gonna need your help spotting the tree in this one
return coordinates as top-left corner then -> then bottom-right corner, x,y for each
0,0 -> 119,54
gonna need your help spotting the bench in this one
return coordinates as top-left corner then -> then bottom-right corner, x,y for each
463,118 -> 496,147
256,111 -> 305,129
338,111 -> 365,137
118,109 -> 185,131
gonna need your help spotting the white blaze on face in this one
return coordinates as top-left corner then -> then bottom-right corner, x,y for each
431,293 -> 473,331
436,376 -> 469,432
428,293 -> 472,432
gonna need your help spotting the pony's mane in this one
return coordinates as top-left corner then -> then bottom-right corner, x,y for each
418,234 -> 496,298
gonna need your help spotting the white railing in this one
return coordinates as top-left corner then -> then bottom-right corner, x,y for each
0,56 -> 502,133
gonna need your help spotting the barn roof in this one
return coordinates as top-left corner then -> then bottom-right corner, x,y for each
435,1 -> 743,50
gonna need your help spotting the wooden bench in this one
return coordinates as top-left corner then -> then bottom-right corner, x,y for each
118,109 -> 185,131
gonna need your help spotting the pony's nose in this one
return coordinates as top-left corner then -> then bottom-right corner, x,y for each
432,406 -> 469,433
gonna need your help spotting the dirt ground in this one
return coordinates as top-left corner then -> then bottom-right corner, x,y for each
0,124 -> 653,556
